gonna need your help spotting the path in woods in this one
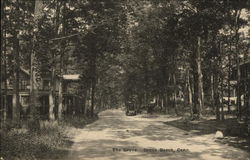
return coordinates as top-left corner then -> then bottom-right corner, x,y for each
63,109 -> 250,160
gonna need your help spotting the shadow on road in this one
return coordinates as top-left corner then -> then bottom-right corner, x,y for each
67,139 -> 202,160
43,109 -> 250,160
164,118 -> 250,153
67,138 -> 249,160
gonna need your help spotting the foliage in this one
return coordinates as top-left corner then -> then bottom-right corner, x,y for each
0,122 -> 68,160
0,115 -> 98,160
1,0 -> 249,125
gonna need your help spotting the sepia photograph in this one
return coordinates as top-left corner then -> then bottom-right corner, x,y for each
0,0 -> 250,160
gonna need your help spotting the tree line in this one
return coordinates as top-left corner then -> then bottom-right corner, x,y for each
120,0 -> 249,121
0,0 -> 249,131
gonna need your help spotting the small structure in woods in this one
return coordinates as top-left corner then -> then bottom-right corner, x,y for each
230,58 -> 250,133
0,67 -> 82,120
62,74 -> 82,116
230,58 -> 250,108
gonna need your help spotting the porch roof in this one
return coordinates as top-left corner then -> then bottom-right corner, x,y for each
63,74 -> 80,81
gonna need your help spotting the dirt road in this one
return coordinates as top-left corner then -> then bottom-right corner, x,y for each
64,109 -> 250,160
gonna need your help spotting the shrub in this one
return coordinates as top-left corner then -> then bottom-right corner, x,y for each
0,115 -> 98,160
0,121 -> 69,160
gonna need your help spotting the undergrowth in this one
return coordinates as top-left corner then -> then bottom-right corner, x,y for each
0,115 -> 98,160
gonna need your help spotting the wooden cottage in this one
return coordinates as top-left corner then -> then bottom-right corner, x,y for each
231,58 -> 250,109
0,67 -> 82,120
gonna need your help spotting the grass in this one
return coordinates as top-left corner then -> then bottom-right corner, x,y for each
0,115 -> 98,160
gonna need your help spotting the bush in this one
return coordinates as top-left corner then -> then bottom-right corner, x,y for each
0,115 -> 98,160
0,121 -> 69,160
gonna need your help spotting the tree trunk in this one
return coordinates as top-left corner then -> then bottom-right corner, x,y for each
242,52 -> 248,110
49,67 -> 55,120
211,68 -> 215,112
12,2 -> 21,126
156,94 -> 161,111
90,55 -> 96,117
219,42 -> 224,120
58,69 -> 63,120
49,0 -> 60,121
84,88 -> 89,116
227,73 -> 231,113
220,77 -> 224,120
144,56 -> 149,108
0,0 -> 7,127
58,43 -> 65,120
91,81 -> 95,117
0,0 -> 3,127
3,22 -> 7,123
82,90 -> 86,114
192,64 -> 199,116
164,92 -> 169,114
234,9 -> 242,119
172,72 -> 178,115
227,43 -> 232,113
58,1 -> 67,120
90,44 -> 97,117
187,68 -> 193,118
161,95 -> 164,113
29,0 -> 46,131
29,44 -> 41,131
196,36 -> 203,118
214,67 -> 220,120
12,36 -> 20,126
236,52 -> 241,119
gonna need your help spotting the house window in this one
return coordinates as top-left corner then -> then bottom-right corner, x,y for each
21,95 -> 29,106
20,79 -> 29,90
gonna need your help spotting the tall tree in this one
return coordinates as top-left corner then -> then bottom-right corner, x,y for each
0,0 -> 4,127
29,0 -> 45,131
57,0 -> 66,120
12,0 -> 21,126
49,0 -> 61,121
